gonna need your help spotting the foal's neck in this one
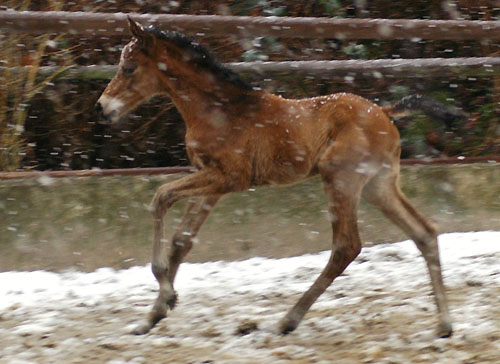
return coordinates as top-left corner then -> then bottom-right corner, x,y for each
158,60 -> 262,129
172,83 -> 261,129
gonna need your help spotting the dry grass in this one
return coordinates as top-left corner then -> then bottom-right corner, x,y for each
0,0 -> 71,171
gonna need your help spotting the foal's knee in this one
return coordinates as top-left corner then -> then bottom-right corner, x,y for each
150,188 -> 172,219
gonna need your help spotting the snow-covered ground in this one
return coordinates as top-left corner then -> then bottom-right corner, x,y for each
1,231 -> 499,364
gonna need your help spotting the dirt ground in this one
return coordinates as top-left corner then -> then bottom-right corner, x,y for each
1,281 -> 499,364
2,233 -> 499,364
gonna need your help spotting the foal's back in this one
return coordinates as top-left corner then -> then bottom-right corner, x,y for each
243,92 -> 400,186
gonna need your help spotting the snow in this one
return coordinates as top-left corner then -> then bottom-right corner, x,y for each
1,231 -> 499,363
2,232 -> 498,311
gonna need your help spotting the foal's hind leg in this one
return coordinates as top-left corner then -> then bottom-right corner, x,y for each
278,155 -> 371,334
132,195 -> 219,335
363,166 -> 452,337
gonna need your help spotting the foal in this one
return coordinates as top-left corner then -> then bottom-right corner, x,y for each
97,18 -> 459,337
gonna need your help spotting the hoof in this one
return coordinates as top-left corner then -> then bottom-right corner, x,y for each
131,310 -> 166,335
437,321 -> 453,338
278,319 -> 298,335
131,322 -> 153,335
166,292 -> 178,310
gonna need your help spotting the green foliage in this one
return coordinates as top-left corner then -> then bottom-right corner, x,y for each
230,0 -> 286,16
389,85 -> 411,100
343,43 -> 369,59
230,0 -> 264,15
319,0 -> 343,17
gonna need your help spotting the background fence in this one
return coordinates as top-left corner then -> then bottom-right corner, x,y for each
2,11 -> 500,78
3,11 -> 500,39
1,5 -> 500,173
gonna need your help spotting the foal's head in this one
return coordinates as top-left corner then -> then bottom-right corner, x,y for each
96,18 -> 166,123
96,18 -> 253,123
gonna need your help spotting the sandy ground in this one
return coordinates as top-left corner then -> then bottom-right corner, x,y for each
1,232 -> 499,364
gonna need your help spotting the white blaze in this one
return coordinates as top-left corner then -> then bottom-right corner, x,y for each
97,95 -> 125,122
98,95 -> 124,114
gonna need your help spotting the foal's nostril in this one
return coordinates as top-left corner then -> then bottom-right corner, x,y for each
95,101 -> 103,115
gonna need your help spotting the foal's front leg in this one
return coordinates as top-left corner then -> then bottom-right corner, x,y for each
132,171 -> 225,335
167,195 -> 220,284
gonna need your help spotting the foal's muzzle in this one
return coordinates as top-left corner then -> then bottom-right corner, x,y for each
95,100 -> 117,123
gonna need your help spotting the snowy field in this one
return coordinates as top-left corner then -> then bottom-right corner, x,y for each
1,231 -> 499,364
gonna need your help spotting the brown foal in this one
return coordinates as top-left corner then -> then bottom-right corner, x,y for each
96,18 -> 458,338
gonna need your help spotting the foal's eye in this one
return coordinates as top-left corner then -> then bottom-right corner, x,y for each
123,64 -> 137,75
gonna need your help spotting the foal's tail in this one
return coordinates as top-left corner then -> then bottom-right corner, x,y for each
382,94 -> 468,128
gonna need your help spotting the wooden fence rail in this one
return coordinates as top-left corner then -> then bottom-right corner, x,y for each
2,11 -> 500,40
1,157 -> 498,180
3,57 -> 500,80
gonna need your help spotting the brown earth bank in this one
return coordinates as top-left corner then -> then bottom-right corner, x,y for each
1,163 -> 499,272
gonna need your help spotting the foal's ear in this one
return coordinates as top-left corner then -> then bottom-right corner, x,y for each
127,17 -> 155,53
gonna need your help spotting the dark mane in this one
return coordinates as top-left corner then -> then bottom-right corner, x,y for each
145,26 -> 253,91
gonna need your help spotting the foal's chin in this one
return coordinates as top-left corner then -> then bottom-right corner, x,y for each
100,109 -> 130,124
99,114 -> 118,125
